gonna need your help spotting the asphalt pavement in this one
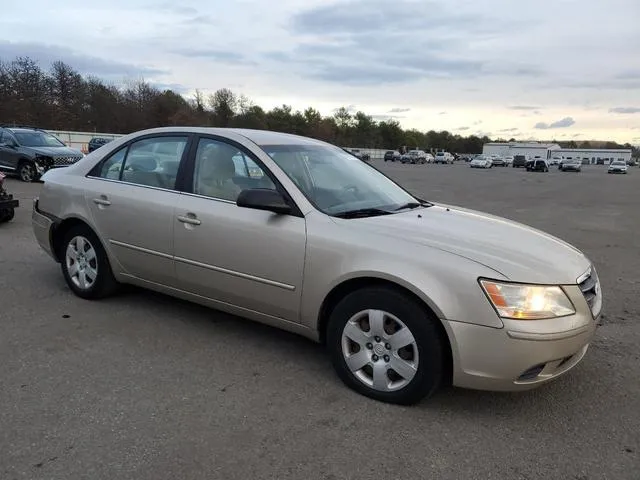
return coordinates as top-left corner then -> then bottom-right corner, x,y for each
1,162 -> 638,479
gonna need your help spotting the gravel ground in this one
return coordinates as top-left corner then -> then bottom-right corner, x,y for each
1,162 -> 638,480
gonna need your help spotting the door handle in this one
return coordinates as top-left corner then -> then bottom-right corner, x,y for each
177,214 -> 201,226
92,196 -> 111,206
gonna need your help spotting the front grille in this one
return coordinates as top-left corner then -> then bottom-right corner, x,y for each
578,267 -> 601,318
52,156 -> 82,166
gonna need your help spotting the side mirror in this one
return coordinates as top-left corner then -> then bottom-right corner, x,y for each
236,188 -> 292,215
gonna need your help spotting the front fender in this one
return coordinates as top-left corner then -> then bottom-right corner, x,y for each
299,213 -> 507,331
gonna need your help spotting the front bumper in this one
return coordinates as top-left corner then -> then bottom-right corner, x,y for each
443,284 -> 600,391
32,198 -> 57,260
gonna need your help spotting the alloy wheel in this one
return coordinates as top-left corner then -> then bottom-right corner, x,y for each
19,163 -> 36,182
341,309 -> 419,392
65,235 -> 98,290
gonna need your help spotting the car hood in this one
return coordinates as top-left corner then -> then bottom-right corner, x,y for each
29,146 -> 83,156
348,204 -> 590,284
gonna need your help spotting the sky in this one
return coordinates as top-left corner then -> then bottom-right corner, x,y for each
1,0 -> 639,143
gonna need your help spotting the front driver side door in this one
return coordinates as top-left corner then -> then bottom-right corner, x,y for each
173,136 -> 307,323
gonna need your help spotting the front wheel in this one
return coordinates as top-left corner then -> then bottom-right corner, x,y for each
18,161 -> 38,182
61,225 -> 119,299
327,287 -> 444,405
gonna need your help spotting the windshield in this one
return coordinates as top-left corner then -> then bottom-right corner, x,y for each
611,161 -> 625,166
567,159 -> 581,164
13,131 -> 65,147
261,144 -> 421,216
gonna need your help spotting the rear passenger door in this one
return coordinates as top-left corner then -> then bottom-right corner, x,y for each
85,134 -> 192,286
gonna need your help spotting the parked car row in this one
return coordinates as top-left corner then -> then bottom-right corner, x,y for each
343,148 -> 371,162
384,150 -> 457,165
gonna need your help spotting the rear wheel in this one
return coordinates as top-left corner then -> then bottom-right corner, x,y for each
61,224 -> 119,299
327,286 -> 444,405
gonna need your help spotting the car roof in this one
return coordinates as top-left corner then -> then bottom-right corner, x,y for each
6,127 -> 44,133
129,127 -> 329,147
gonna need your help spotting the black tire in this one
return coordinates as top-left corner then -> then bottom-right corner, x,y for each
60,224 -> 119,299
326,286 -> 444,405
18,161 -> 37,182
0,208 -> 14,222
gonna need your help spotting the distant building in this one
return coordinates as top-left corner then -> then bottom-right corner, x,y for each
482,142 -> 631,164
551,148 -> 632,165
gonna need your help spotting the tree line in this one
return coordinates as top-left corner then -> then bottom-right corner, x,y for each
0,56 -> 636,155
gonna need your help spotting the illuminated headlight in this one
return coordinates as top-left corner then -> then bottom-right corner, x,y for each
480,279 -> 575,320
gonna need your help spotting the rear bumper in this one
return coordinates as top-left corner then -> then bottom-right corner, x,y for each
32,198 -> 57,260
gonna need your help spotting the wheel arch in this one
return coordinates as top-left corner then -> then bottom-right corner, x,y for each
51,216 -> 100,263
317,276 -> 453,385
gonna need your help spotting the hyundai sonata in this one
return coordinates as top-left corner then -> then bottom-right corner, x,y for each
32,127 -> 602,405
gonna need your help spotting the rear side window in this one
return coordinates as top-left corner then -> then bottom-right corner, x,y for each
97,148 -> 127,179
92,136 -> 188,190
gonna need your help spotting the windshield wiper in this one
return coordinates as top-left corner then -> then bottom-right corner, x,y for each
394,201 -> 431,211
333,208 -> 392,219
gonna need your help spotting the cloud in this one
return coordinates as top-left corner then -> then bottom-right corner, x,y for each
182,15 -> 213,25
499,128 -> 519,132
280,1 -> 540,86
333,104 -> 357,113
153,3 -> 199,16
290,0 -> 488,35
150,82 -> 189,93
473,120 -> 483,125
609,107 -> 640,114
439,111 -> 447,115
534,117 -> 575,129
372,114 -> 405,121
615,70 -> 640,80
170,48 -> 255,65
1,0 -> 638,144
388,107 -> 411,113
457,126 -> 470,131
572,134 -> 582,138
0,41 -> 167,78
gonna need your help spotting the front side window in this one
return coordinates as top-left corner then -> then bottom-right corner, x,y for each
13,131 -> 65,147
193,138 -> 275,201
261,144 -> 419,216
